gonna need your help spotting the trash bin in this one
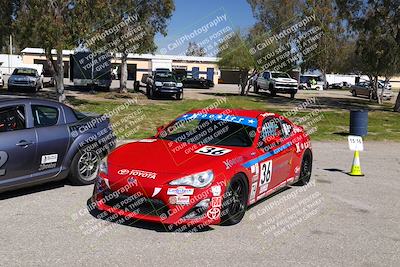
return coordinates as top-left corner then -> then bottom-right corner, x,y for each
350,110 -> 368,136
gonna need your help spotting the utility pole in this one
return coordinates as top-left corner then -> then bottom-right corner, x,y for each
8,35 -> 12,74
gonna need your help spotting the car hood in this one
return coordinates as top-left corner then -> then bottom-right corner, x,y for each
273,77 -> 297,83
106,139 -> 252,186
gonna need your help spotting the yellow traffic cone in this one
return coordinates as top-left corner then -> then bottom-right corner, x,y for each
349,150 -> 364,176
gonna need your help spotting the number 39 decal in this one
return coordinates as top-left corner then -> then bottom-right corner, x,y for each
195,146 -> 232,156
0,151 -> 8,176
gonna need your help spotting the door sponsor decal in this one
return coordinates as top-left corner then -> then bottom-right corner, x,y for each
41,154 -> 58,164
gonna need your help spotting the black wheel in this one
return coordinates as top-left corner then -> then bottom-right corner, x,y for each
269,85 -> 276,96
176,92 -> 183,100
69,147 -> 100,185
254,84 -> 259,94
352,90 -> 357,97
149,88 -> 155,99
294,150 -> 312,186
221,174 -> 248,225
290,92 -> 295,99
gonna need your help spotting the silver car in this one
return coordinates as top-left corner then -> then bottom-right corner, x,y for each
350,81 -> 393,100
8,68 -> 43,93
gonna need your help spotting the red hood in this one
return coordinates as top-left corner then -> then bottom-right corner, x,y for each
107,139 -> 253,186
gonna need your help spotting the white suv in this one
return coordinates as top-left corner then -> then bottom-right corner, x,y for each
255,70 -> 298,98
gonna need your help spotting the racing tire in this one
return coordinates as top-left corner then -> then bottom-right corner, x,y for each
69,146 -> 100,185
352,90 -> 357,97
290,92 -> 296,99
221,174 -> 249,226
294,149 -> 313,186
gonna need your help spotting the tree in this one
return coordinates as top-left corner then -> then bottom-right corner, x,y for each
185,42 -> 206,57
89,0 -> 175,93
0,0 -> 18,53
337,0 -> 400,107
217,31 -> 259,95
14,0 -> 105,102
300,0 -> 348,89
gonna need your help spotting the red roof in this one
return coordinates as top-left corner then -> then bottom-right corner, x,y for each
188,108 -> 272,118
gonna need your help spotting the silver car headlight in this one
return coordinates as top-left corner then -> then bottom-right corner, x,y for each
169,170 -> 214,188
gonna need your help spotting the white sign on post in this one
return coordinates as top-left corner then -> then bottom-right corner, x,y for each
348,135 -> 364,151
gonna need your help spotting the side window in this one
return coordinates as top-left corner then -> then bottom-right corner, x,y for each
32,105 -> 59,127
259,118 -> 283,148
280,121 -> 292,139
0,106 -> 26,132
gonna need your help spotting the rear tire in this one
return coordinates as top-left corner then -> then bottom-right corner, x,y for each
294,150 -> 312,186
221,174 -> 248,226
290,92 -> 295,99
149,88 -> 155,99
352,90 -> 357,97
69,146 -> 100,185
269,84 -> 276,96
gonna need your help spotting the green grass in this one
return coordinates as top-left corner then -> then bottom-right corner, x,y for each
69,95 -> 400,141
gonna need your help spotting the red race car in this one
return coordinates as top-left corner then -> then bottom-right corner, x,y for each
91,109 -> 312,227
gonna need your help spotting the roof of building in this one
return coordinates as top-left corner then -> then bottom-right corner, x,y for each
21,48 -> 220,63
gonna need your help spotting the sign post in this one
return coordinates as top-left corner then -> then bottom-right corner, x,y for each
348,135 -> 364,176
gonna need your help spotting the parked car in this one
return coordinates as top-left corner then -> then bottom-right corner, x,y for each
8,68 -> 43,93
328,81 -> 349,89
91,109 -> 312,226
255,70 -> 298,98
0,97 -> 116,193
182,77 -> 211,89
146,69 -> 184,100
299,75 -> 324,90
350,81 -> 393,100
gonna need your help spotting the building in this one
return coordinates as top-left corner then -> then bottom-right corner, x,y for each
20,48 -> 220,84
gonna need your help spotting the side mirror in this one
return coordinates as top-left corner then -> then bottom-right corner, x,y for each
157,125 -> 165,133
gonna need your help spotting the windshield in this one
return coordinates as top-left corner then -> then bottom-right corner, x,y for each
155,71 -> 177,82
158,113 -> 258,147
271,72 -> 291,79
12,68 -> 37,77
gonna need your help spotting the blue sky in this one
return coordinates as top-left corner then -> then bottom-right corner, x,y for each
155,0 -> 256,55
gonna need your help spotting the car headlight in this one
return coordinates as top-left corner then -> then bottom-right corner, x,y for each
99,160 -> 108,176
176,82 -> 183,87
155,81 -> 163,87
169,170 -> 214,188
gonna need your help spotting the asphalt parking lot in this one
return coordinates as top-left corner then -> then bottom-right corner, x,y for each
1,141 -> 399,266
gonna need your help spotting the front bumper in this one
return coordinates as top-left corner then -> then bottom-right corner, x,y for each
8,83 -> 36,89
91,178 -> 224,227
155,86 -> 183,95
275,87 -> 298,94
